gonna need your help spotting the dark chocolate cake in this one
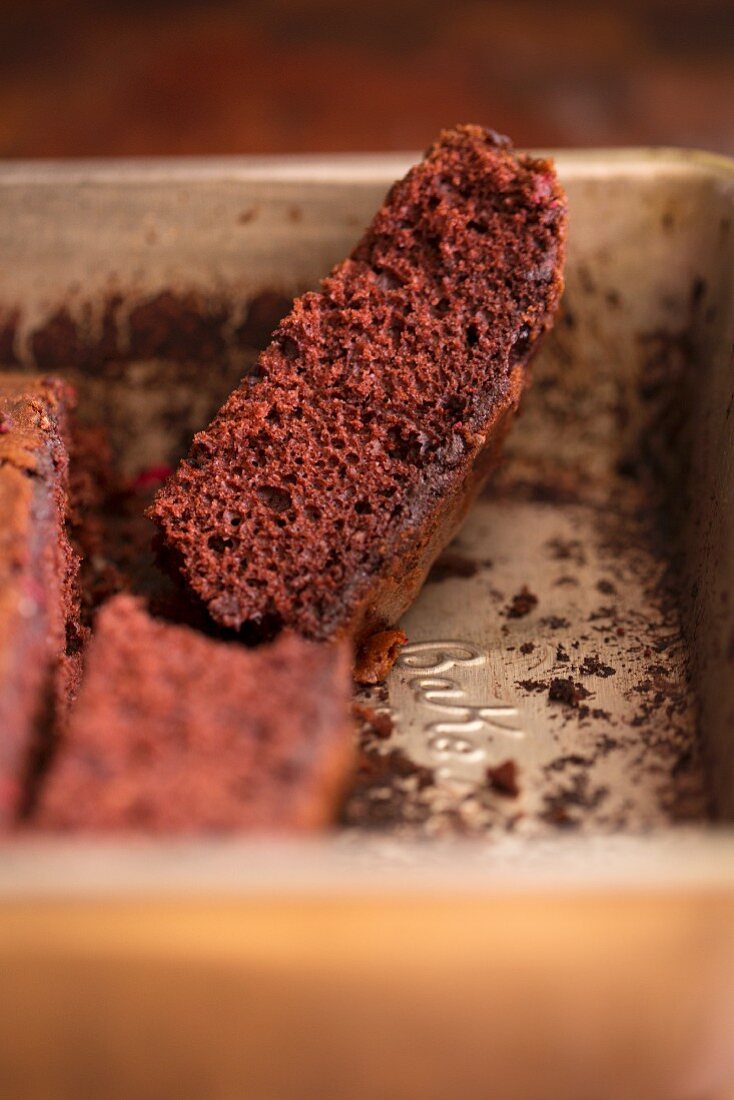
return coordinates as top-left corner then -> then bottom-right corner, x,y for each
35,595 -> 353,832
150,124 -> 567,642
0,375 -> 80,824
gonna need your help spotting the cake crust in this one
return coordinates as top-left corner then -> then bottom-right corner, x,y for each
149,124 -> 567,642
0,374 -> 80,823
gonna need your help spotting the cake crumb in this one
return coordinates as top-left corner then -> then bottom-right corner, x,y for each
354,629 -> 407,685
541,803 -> 578,829
580,654 -> 617,678
548,677 -> 591,708
353,703 -> 393,739
541,615 -> 570,630
486,759 -> 520,797
505,585 -> 538,618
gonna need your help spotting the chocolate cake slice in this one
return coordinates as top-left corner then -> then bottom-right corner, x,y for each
0,375 -> 80,824
35,594 -> 353,832
150,124 -> 567,641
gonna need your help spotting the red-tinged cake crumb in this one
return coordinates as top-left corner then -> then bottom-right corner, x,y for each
0,375 -> 81,824
354,628 -> 407,685
35,594 -> 354,833
131,464 -> 173,491
149,124 -> 567,643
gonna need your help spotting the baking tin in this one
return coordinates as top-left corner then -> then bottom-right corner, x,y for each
0,149 -> 733,1099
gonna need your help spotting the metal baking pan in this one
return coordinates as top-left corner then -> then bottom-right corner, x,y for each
0,149 -> 733,1099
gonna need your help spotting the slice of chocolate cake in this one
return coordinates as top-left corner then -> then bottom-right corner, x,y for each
0,375 -> 80,824
35,595 -> 353,832
150,124 -> 567,641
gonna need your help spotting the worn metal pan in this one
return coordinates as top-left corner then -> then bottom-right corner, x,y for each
0,148 -> 733,1099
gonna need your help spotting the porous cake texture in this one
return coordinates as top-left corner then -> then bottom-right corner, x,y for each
150,124 -> 567,642
36,595 -> 353,832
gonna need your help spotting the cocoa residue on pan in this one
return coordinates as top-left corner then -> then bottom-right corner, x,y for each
545,753 -> 593,772
541,772 -> 610,829
516,678 -> 547,694
127,292 -> 229,361
0,288 -> 295,372
426,551 -> 480,583
544,537 -> 586,565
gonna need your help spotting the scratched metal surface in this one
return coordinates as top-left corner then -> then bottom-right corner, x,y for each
350,492 -> 706,836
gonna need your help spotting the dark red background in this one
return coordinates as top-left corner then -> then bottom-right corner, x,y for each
1,0 -> 732,157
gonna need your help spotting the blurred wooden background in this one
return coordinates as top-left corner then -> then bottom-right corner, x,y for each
0,0 -> 732,157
